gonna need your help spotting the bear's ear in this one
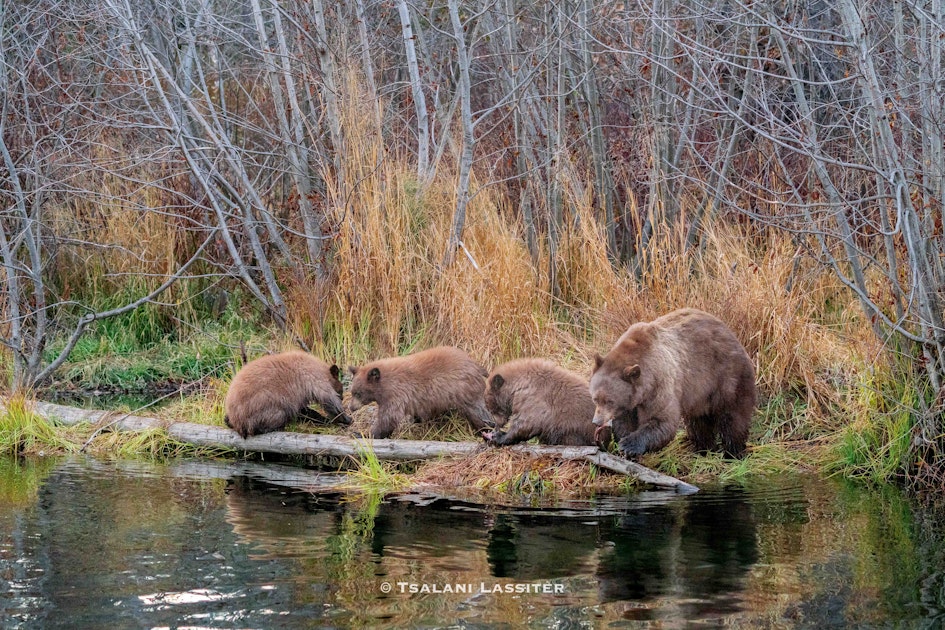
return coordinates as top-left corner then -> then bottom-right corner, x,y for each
490,374 -> 505,391
330,365 -> 341,381
592,354 -> 604,373
621,364 -> 641,382
348,366 -> 359,377
367,367 -> 381,383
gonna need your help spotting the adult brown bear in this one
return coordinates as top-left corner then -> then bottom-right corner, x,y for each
347,346 -> 494,439
224,351 -> 351,438
483,358 -> 599,446
589,308 -> 756,458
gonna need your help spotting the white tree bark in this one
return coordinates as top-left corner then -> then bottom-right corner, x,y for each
397,0 -> 430,181
443,0 -> 475,267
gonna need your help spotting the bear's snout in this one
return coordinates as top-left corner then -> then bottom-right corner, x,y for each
592,412 -> 611,427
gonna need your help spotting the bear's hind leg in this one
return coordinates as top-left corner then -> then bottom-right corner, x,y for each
685,415 -> 718,455
247,408 -> 291,436
719,410 -> 750,458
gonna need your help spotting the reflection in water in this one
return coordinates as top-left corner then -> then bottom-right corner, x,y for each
597,488 -> 761,619
225,476 -> 340,556
1,456 -> 944,628
486,513 -> 597,579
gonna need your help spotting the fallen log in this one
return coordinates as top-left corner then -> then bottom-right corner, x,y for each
22,400 -> 699,494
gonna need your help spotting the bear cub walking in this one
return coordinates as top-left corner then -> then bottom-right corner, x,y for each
590,308 -> 756,458
483,358 -> 599,446
348,346 -> 494,439
224,351 -> 351,438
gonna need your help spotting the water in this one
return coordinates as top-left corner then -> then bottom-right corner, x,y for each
1,456 -> 944,628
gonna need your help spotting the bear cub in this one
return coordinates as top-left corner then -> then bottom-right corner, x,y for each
590,308 -> 756,458
347,346 -> 494,439
483,358 -> 600,446
224,350 -> 351,438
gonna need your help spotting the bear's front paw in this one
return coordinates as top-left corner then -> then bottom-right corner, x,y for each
617,436 -> 646,459
483,429 -> 505,444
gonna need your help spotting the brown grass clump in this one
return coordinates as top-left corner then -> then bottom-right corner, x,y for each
412,449 -> 633,498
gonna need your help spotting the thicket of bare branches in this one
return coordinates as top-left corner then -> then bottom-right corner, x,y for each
2,0 -> 944,477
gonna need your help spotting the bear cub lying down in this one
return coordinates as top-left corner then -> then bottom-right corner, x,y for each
483,358 -> 601,447
347,346 -> 494,439
590,308 -> 756,458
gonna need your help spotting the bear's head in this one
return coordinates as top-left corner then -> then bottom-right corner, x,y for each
485,373 -> 512,420
589,330 -> 654,428
347,365 -> 381,411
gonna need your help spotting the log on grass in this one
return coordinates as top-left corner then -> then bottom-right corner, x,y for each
27,400 -> 698,494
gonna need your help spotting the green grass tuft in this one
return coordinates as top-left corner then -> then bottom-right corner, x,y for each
825,361 -> 923,484
344,442 -> 408,491
643,434 -> 821,485
0,397 -> 80,456
87,427 -> 237,460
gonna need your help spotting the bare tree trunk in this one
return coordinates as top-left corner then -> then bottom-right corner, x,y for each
442,0 -> 475,267
397,0 -> 430,182
578,0 -> 617,261
0,130 -> 40,389
635,0 -> 677,276
250,0 -> 326,275
839,0 -> 945,405
354,0 -> 383,136
547,2 -> 566,298
497,0 -> 540,263
768,15 -> 881,340
839,0 -> 945,381
311,0 -> 345,184
686,20 -> 758,252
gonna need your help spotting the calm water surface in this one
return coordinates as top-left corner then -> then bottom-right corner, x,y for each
1,455 -> 944,628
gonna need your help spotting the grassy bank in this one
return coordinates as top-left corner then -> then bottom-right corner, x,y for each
0,391 -> 826,497
1,160 -> 912,492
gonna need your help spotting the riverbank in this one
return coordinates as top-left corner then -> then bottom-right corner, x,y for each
0,394 -> 833,500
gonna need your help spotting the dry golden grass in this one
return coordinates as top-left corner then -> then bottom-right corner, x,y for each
50,148 -> 191,304
412,449 -> 631,497
288,150 -> 874,444
26,87 -> 886,488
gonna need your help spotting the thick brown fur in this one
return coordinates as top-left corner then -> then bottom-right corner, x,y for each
589,308 -> 756,458
483,358 -> 599,446
348,346 -> 494,439
224,351 -> 350,439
